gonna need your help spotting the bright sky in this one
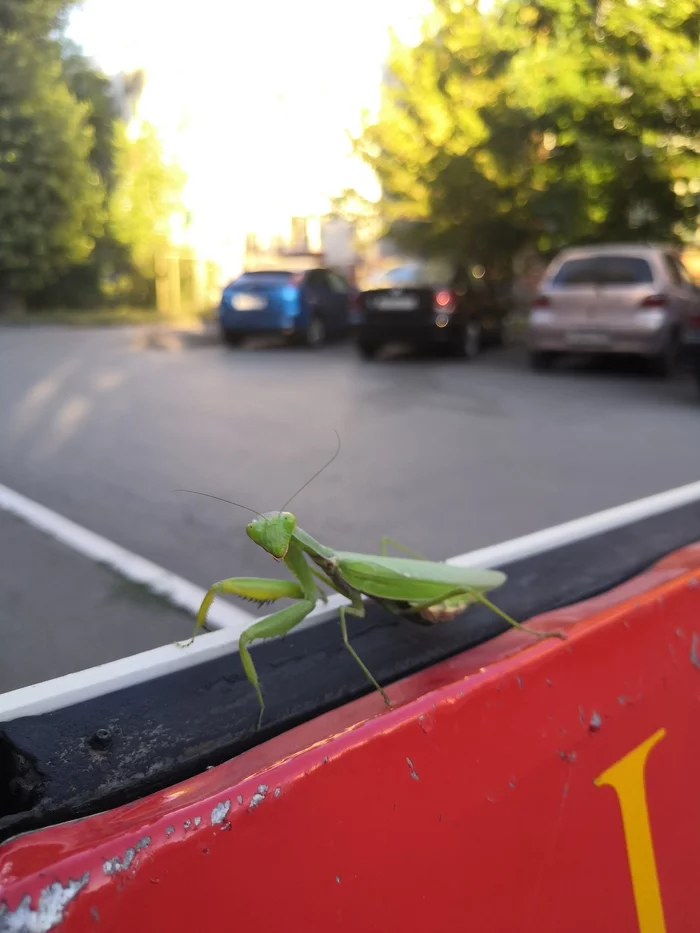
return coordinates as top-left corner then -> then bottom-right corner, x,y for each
68,0 -> 430,263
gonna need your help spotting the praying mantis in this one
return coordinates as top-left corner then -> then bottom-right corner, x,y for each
183,438 -> 563,728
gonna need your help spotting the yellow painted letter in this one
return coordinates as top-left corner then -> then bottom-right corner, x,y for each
595,728 -> 667,933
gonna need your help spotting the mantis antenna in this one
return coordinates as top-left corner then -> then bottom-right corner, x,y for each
280,430 -> 342,513
175,490 -> 265,519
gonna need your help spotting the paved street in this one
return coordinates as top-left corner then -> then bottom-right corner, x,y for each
2,324 -> 700,689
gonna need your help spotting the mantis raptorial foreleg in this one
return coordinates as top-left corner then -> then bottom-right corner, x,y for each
238,596 -> 317,729
308,566 -> 331,602
186,577 -> 305,642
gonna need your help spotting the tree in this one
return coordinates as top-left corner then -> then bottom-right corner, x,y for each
358,0 -> 700,269
61,40 -> 118,188
108,121 -> 186,280
0,1 -> 104,305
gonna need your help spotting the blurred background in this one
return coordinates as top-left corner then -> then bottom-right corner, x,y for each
4,0 -> 700,690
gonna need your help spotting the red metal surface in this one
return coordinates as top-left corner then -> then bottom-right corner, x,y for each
3,545 -> 700,932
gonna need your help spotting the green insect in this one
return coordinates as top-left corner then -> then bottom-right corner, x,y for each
182,440 -> 562,728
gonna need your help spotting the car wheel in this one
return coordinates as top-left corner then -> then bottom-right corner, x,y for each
530,350 -> 557,370
454,319 -> 481,360
357,339 -> 380,360
304,314 -> 327,348
649,333 -> 679,378
221,328 -> 243,347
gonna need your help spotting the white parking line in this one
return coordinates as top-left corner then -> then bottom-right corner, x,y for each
2,477 -> 700,721
0,482 -> 254,632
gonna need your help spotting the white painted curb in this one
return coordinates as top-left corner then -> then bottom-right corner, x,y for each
2,477 -> 700,720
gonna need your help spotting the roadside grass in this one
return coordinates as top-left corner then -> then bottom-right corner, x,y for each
0,306 -> 216,329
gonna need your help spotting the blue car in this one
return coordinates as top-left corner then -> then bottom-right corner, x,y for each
218,268 -> 357,348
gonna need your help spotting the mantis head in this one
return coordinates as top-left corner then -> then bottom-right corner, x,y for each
246,511 -> 297,559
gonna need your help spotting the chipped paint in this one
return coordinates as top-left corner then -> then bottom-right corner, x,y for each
103,850 -> 134,875
323,756 -> 328,764
335,876 -> 341,884
194,817 -> 202,827
210,800 -> 231,825
0,873 -> 90,933
103,837 -> 150,875
690,633 -> 700,670
589,712 -> 602,732
165,825 -> 174,837
90,905 -> 99,923
249,785 -> 269,810
516,676 -> 523,689
274,787 -> 281,798
183,820 -> 191,831
406,757 -> 419,781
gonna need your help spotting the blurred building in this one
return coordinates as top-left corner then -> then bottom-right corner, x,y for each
239,214 -> 358,285
109,69 -> 145,130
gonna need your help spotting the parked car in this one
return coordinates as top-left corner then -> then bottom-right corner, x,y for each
218,268 -> 357,347
528,244 -> 700,375
355,260 -> 508,360
681,310 -> 700,395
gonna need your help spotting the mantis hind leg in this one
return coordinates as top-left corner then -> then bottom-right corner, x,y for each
406,585 -> 564,640
465,587 -> 566,640
338,593 -> 391,708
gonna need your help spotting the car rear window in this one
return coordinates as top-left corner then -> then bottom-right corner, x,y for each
552,256 -> 654,286
234,271 -> 294,286
367,261 -> 453,290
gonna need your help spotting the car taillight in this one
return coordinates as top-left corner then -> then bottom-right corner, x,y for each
532,295 -> 550,308
640,294 -> 667,308
434,289 -> 455,312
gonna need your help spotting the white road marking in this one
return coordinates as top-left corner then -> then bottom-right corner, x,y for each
2,477 -> 700,720
0,481 -> 254,632
299,477 -> 700,625
446,477 -> 700,570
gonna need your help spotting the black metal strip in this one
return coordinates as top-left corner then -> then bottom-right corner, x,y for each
2,499 -> 700,842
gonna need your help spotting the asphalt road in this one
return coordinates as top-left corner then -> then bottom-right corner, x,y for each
2,324 -> 700,687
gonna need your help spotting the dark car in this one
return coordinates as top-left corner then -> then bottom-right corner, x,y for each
218,268 -> 357,348
355,260 -> 507,359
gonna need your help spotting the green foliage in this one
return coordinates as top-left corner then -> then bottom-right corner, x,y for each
0,12 -> 105,300
109,121 -> 186,279
61,40 -> 118,188
0,0 -> 73,38
359,0 -> 700,267
0,0 -> 186,310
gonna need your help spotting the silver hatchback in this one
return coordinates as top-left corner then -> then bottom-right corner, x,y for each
527,244 -> 700,375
